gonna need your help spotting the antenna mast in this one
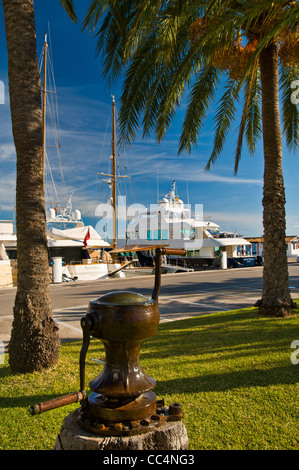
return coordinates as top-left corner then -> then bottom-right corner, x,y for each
98,96 -> 130,250
111,96 -> 117,250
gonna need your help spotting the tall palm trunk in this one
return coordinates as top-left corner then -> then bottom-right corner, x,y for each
257,41 -> 295,317
2,0 -> 60,371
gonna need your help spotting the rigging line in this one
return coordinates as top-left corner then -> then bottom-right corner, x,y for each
47,43 -> 83,215
47,28 -> 61,141
46,51 -> 58,129
38,46 -> 44,73
157,167 -> 159,204
186,175 -> 190,206
44,41 -> 64,178
114,105 -> 136,206
39,34 -> 63,203
45,93 -> 68,206
96,116 -> 110,204
39,28 -> 88,221
123,136 -> 150,206
97,117 -> 110,173
115,107 -> 140,207
42,35 -> 72,213
45,151 -> 61,213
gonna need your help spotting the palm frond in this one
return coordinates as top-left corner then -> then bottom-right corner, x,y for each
117,7 -> 202,146
118,34 -> 161,145
60,0 -> 77,22
280,64 -> 299,152
205,78 -> 239,172
95,10 -> 127,84
81,0 -> 299,168
179,65 -> 220,154
234,62 -> 259,174
151,26 -> 201,142
82,0 -> 117,32
245,67 -> 262,155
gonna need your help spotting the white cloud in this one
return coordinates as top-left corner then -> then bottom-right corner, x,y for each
185,171 -> 262,185
207,210 -> 263,236
0,143 -> 16,161
127,154 -> 262,186
0,172 -> 15,210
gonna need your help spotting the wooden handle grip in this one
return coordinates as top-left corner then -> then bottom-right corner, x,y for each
161,248 -> 186,256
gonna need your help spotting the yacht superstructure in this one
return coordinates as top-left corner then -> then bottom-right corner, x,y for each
126,181 -> 252,269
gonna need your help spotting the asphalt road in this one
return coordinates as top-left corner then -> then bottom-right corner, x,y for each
1,263 -> 299,349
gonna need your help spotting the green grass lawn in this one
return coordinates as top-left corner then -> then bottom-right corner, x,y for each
0,304 -> 298,450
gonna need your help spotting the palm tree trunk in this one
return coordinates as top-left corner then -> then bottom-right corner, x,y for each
257,41 -> 295,317
2,0 -> 60,371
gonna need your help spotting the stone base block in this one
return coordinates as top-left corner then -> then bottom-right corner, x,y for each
54,409 -> 188,450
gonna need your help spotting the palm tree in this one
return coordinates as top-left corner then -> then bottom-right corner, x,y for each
2,0 -> 76,373
83,0 -> 299,317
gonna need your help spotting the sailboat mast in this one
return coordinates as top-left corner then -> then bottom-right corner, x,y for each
111,95 -> 117,250
42,34 -> 48,185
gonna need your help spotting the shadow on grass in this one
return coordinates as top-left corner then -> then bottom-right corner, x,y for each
0,393 -> 73,410
1,307 -> 298,409
144,308 -> 299,357
155,364 -> 298,395
145,307 -> 299,393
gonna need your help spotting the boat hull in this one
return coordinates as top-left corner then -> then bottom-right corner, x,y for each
61,263 -> 125,282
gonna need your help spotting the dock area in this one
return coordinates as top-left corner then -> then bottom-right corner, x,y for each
1,263 -> 299,351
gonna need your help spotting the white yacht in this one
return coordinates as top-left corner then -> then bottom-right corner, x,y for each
0,220 -> 17,287
46,200 -> 126,282
125,181 -> 253,270
2,206 -> 123,284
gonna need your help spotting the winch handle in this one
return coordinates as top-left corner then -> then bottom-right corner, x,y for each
29,390 -> 86,415
162,248 -> 187,256
152,247 -> 186,301
29,316 -> 93,416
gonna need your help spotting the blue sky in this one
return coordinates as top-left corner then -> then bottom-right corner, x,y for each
0,0 -> 298,238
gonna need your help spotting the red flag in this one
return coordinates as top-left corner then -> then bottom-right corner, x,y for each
83,229 -> 90,247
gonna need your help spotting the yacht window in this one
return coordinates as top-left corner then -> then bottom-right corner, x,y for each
147,230 -> 152,240
180,229 -> 191,237
162,230 -> 168,240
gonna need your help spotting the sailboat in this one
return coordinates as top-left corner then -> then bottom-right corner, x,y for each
0,34 -> 122,285
40,34 -> 127,282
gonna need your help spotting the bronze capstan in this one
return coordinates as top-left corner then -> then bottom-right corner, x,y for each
30,247 -> 185,436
